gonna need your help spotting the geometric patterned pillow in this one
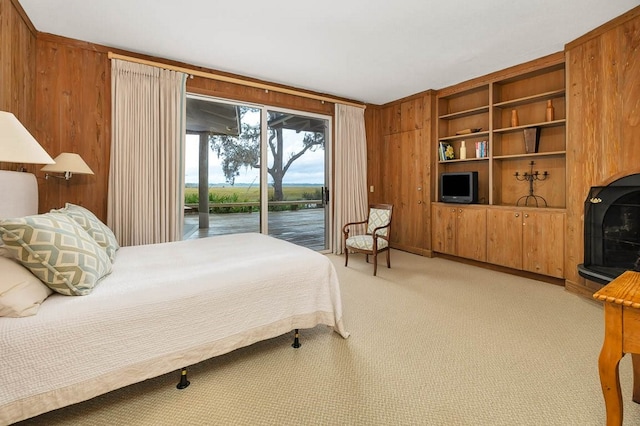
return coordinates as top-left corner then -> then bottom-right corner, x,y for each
366,208 -> 392,237
51,203 -> 119,262
0,212 -> 112,296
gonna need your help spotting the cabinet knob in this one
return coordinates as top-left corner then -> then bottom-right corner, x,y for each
451,208 -> 456,212
515,213 -> 519,218
418,200 -> 422,204
458,209 -> 462,213
524,213 -> 529,218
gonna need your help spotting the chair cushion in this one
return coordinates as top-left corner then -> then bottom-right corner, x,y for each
346,234 -> 389,251
367,208 -> 391,236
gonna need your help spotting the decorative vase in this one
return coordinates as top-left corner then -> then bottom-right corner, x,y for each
523,127 -> 540,153
546,100 -> 555,121
511,109 -> 519,127
460,141 -> 467,159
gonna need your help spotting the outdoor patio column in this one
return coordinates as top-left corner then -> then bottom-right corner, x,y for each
199,133 -> 209,229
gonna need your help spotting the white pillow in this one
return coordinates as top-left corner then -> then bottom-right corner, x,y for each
0,241 -> 13,258
0,256 -> 53,317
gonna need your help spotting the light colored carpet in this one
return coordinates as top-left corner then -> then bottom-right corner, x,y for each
16,250 -> 640,425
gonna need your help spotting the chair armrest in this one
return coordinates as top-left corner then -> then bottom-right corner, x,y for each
372,223 -> 391,238
342,219 -> 368,234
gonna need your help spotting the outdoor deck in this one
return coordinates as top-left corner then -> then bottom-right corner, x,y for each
183,208 -> 326,251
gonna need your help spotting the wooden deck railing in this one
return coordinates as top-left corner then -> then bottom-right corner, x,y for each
185,200 -> 324,212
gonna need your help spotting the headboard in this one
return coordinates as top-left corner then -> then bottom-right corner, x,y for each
0,170 -> 38,218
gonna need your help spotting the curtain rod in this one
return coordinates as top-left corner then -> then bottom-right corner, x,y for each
107,52 -> 366,109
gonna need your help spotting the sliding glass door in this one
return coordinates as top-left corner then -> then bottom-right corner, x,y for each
184,97 -> 261,238
266,109 -> 329,251
184,95 -> 330,251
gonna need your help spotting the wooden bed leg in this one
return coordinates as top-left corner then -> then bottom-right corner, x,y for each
292,329 -> 301,348
176,367 -> 190,389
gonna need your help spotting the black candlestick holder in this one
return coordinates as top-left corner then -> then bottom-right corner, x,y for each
514,160 -> 549,207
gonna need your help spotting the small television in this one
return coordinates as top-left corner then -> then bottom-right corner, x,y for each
440,171 -> 478,204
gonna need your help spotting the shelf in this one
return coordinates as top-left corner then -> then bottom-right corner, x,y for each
493,119 -> 566,133
438,105 -> 489,120
439,130 -> 489,142
493,89 -> 565,109
438,157 -> 489,164
493,151 -> 566,160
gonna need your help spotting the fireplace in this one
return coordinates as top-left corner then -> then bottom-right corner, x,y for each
578,174 -> 640,284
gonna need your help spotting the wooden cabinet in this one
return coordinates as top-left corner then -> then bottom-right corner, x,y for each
487,207 -> 565,278
432,53 -> 567,279
521,210 -> 564,278
486,208 -> 523,270
373,93 -> 433,256
432,204 -> 486,262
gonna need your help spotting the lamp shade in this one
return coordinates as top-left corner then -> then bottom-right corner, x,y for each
0,111 -> 55,164
41,153 -> 94,175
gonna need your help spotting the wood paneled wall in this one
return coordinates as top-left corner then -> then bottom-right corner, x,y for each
35,35 -> 111,217
564,6 -> 640,296
0,0 -> 37,170
365,92 -> 435,255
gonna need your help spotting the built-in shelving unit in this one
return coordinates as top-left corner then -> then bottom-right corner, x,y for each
432,54 -> 567,278
436,59 -> 566,209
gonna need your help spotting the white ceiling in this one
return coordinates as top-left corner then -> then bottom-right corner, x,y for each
18,0 -> 640,105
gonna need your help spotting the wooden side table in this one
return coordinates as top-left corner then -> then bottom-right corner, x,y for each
593,270 -> 640,426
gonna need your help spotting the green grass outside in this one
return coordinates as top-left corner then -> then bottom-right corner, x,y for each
184,185 -> 323,213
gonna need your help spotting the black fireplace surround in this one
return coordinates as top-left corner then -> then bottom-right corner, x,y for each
578,174 -> 640,284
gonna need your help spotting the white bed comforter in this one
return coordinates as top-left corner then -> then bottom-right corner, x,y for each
0,233 -> 348,424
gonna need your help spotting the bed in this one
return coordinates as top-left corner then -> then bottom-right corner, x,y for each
0,170 -> 349,424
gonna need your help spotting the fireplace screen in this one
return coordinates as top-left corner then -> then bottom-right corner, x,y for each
579,174 -> 640,284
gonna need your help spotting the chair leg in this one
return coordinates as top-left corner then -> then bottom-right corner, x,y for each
344,246 -> 349,267
387,249 -> 391,268
373,252 -> 378,276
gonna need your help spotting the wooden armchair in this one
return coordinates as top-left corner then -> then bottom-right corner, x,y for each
342,204 -> 393,276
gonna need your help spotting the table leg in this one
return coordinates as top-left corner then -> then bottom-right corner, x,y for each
600,303 -> 624,426
633,353 -> 640,403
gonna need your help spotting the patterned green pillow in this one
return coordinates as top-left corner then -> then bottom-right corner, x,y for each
52,203 -> 120,262
0,212 -> 112,296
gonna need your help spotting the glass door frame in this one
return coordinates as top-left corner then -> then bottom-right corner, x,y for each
186,93 -> 333,252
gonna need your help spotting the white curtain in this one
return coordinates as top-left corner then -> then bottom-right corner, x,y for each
333,103 -> 368,254
108,59 -> 187,246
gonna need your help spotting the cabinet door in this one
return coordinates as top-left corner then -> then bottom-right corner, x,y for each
487,209 -> 523,270
393,130 -> 426,251
432,205 -> 456,255
522,211 -> 564,278
456,207 -> 486,262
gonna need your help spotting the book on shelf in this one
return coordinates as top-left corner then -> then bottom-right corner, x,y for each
475,141 -> 488,158
439,141 -> 454,161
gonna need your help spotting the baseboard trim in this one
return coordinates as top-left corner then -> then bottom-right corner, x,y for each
432,253 -> 565,286
565,278 -> 604,299
390,243 -> 431,257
